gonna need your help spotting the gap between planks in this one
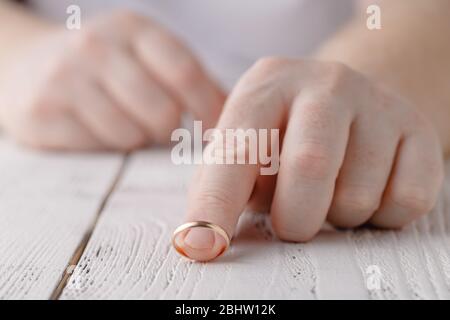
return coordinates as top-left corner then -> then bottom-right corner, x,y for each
49,154 -> 130,300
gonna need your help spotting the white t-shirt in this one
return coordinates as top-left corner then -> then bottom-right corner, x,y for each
29,0 -> 355,89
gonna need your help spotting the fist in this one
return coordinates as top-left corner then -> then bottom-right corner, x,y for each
176,58 -> 444,261
0,10 -> 224,150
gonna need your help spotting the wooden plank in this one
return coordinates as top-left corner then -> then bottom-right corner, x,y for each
60,150 -> 450,299
0,139 -> 122,299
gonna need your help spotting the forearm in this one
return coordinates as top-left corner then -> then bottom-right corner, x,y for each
0,0 -> 53,70
316,0 -> 450,155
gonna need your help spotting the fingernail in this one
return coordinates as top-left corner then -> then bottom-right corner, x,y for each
172,222 -> 230,261
184,228 -> 215,250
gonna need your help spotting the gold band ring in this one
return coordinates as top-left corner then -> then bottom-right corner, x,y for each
172,221 -> 231,258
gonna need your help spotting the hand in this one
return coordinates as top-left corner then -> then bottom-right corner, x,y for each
0,10 -> 224,150
177,58 -> 444,261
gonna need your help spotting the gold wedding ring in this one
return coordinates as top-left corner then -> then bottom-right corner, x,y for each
172,221 -> 231,259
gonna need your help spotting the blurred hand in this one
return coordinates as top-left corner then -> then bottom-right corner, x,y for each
178,58 -> 444,261
0,10 -> 224,150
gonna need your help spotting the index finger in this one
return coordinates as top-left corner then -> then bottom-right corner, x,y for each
173,60 -> 292,261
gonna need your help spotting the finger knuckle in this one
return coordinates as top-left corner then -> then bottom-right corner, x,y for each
250,56 -> 290,77
122,72 -> 149,92
195,188 -> 235,211
128,130 -> 148,147
333,187 -> 380,216
301,100 -> 338,130
430,160 -> 445,185
235,57 -> 294,95
152,108 -> 180,144
8,125 -> 38,148
21,136 -> 48,150
49,68 -> 68,85
320,61 -> 352,94
116,138 -> 145,151
288,143 -> 336,181
323,61 -> 349,78
46,58 -> 73,84
272,224 -> 317,243
28,95 -> 57,120
406,109 -> 432,133
390,185 -> 435,215
173,57 -> 202,87
72,28 -> 107,55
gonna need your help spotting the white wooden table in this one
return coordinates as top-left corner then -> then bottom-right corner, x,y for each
0,137 -> 449,300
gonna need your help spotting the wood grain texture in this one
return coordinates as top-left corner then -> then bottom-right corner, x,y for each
0,139 -> 122,299
60,150 -> 450,300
